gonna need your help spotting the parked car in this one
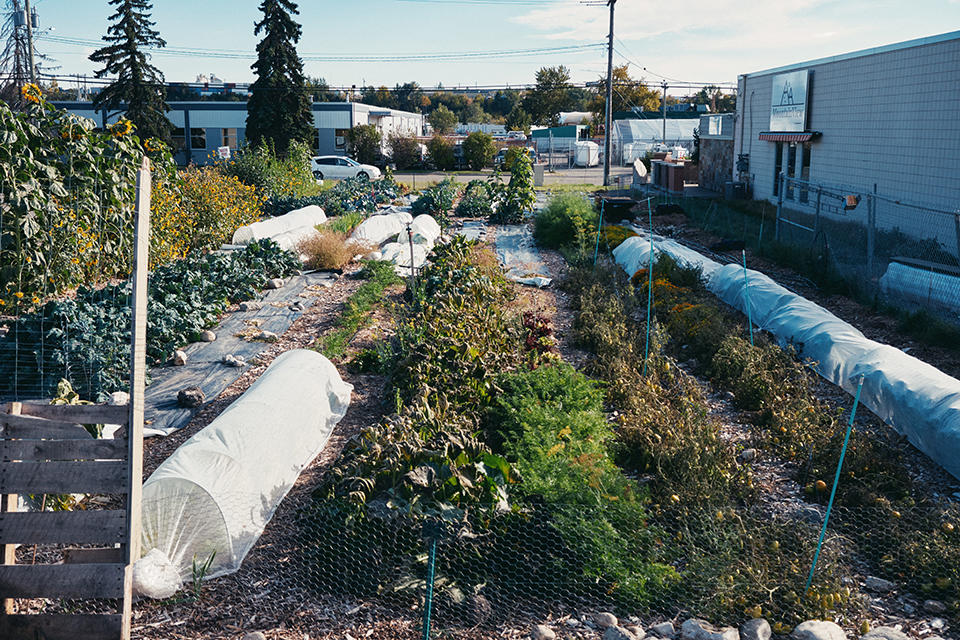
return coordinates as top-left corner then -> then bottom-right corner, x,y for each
506,131 -> 528,141
310,155 -> 382,181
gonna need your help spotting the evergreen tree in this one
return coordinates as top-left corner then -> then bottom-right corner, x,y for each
89,0 -> 171,144
246,0 -> 313,157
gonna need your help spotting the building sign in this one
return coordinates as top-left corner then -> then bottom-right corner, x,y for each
217,145 -> 231,160
707,115 -> 723,136
769,70 -> 810,132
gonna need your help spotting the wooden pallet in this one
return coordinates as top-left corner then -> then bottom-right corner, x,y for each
0,157 -> 150,640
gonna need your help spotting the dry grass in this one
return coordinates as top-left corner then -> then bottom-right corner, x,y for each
298,230 -> 370,271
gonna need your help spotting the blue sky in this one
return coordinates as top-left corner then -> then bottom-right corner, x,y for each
31,0 -> 960,95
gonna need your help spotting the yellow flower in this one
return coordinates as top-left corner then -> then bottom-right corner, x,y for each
14,291 -> 24,299
21,83 -> 41,104
110,118 -> 134,138
31,296 -> 40,304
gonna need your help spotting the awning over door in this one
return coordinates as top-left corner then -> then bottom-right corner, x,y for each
758,131 -> 819,142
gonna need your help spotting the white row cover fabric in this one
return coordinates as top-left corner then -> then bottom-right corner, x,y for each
350,210 -> 413,247
139,349 -> 352,586
613,234 -> 960,481
231,205 -> 327,245
382,241 -> 428,274
879,262 -> 960,318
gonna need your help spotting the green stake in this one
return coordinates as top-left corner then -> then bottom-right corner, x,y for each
593,199 -> 605,265
742,249 -> 754,347
642,197 -> 654,376
805,375 -> 865,593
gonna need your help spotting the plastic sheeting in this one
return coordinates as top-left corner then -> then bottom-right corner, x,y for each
613,234 -> 960,481
879,261 -> 960,318
350,209 -> 413,247
231,205 -> 327,245
140,349 -> 353,580
495,225 -> 552,288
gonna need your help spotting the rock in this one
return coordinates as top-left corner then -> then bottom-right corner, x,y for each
737,448 -> 758,463
256,330 -> 278,342
790,620 -> 845,640
565,618 -> 580,627
923,599 -> 947,614
242,633 -> 266,640
177,387 -> 204,408
929,618 -> 945,630
681,619 -> 739,640
626,625 -> 644,638
364,251 -> 383,261
289,301 -> 305,312
531,624 -> 556,640
596,612 -> 619,628
740,619 -> 771,640
265,277 -> 285,289
171,349 -> 188,366
200,330 -> 216,342
107,391 -> 129,406
864,576 -> 896,593
222,354 -> 246,367
650,622 -> 676,638
861,627 -> 909,640
239,300 -> 263,311
604,626 -> 639,640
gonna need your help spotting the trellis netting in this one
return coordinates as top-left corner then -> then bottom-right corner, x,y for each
138,349 -> 352,590
614,234 -> 960,481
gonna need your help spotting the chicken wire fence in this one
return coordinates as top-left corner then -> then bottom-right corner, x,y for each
673,176 -> 960,326
120,498 -> 960,638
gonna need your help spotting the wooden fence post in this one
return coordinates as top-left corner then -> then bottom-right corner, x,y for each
2,402 -> 21,615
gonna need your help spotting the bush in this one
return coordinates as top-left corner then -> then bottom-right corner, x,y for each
388,133 -> 422,170
427,135 -> 454,171
222,140 -> 316,198
346,124 -> 382,166
297,230 -> 368,271
455,180 -> 498,218
493,150 -> 536,224
0,89 -> 175,308
411,178 -> 460,228
462,131 -> 496,171
534,193 -> 598,250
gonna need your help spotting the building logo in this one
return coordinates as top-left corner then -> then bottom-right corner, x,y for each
770,70 -> 810,132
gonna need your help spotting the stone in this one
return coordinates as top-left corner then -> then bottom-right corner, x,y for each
108,391 -> 129,406
596,612 -> 619,628
740,619 -> 771,640
171,349 -> 188,366
604,626 -> 639,640
737,448 -> 758,463
923,599 -> 947,614
177,387 -> 204,408
289,301 -> 305,312
565,618 -> 580,627
861,627 -> 909,640
531,624 -> 556,640
256,330 -> 278,342
864,576 -> 896,593
265,277 -> 285,289
626,626 -> 645,638
200,330 -> 216,342
790,620 -> 846,640
680,618 -> 740,640
365,251 -> 383,261
929,618 -> 946,630
242,633 -> 266,640
222,354 -> 247,368
239,300 -> 263,312
650,622 -> 677,638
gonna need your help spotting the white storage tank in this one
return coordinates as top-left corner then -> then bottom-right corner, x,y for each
574,141 -> 600,167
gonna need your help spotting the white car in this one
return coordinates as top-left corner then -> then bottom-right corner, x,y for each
310,156 -> 381,181
506,131 -> 528,141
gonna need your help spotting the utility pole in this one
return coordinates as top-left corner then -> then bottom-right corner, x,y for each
602,0 -> 616,186
23,0 -> 35,83
661,81 -> 667,145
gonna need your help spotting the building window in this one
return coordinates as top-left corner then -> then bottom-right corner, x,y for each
785,143 -> 797,201
172,127 -> 206,151
335,128 -> 349,151
773,142 -> 783,196
222,128 -> 238,149
799,142 -> 811,204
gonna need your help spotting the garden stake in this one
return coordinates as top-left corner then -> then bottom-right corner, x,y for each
642,197 -> 654,377
407,223 -> 417,299
742,250 -> 754,347
805,375 -> 865,594
422,534 -> 438,640
593,199 -> 605,265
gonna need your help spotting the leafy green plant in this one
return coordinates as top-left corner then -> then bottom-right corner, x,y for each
190,551 -> 216,601
411,178 -> 460,228
533,193 -> 598,250
493,150 -> 536,224
222,140 -> 315,197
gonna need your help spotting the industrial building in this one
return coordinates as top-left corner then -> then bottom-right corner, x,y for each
52,100 -> 424,165
733,30 -> 960,224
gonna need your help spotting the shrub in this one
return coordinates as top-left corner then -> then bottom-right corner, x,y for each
177,166 -> 264,254
534,193 -> 598,250
427,135 -> 454,171
411,178 -> 460,228
297,230 -> 368,271
493,150 -> 536,224
388,133 -> 422,170
462,131 -> 496,170
427,104 -> 457,134
0,89 -> 175,308
455,179 -> 497,218
346,124 -> 382,165
222,140 -> 316,198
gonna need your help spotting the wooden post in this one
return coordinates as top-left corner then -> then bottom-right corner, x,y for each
2,402 -> 21,615
121,157 -> 150,640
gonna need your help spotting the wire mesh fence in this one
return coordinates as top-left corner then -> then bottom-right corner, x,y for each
117,495 -> 960,638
